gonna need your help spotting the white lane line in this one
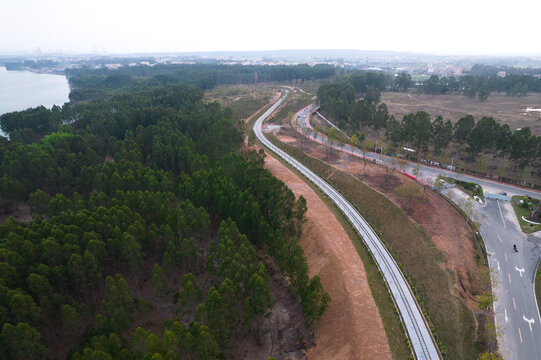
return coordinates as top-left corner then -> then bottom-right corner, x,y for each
515,266 -> 525,278
504,252 -> 508,262
513,297 -> 517,310
519,327 -> 523,343
497,200 -> 507,229
505,308 -> 509,323
508,273 -> 512,284
497,234 -> 503,243
495,259 -> 501,271
523,315 -> 535,332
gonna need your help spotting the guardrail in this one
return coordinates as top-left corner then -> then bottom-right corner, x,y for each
254,91 -> 442,360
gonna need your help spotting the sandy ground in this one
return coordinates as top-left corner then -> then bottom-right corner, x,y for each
263,153 -> 392,360
279,129 -> 481,310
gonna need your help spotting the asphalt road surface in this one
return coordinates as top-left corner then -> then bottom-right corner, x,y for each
479,199 -> 541,360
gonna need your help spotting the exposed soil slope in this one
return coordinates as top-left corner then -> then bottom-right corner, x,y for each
263,153 -> 392,360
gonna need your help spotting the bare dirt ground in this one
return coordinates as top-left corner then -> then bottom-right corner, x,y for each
263,153 -> 392,360
278,127 -> 482,311
0,201 -> 32,224
381,91 -> 541,134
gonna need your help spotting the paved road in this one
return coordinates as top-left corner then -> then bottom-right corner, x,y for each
478,200 -> 541,360
257,91 -> 442,360
293,105 -> 541,359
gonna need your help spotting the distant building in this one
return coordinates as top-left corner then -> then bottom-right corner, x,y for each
105,63 -> 122,70
497,71 -> 506,78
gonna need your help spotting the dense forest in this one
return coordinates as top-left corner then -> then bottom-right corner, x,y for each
340,68 -> 541,101
65,63 -> 336,102
317,78 -> 541,176
419,73 -> 541,100
0,83 -> 330,359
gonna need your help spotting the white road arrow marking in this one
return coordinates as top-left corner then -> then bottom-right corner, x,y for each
505,308 -> 509,323
515,266 -> 525,278
523,315 -> 535,332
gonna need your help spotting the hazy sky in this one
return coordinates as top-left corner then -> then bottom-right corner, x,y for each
1,0 -> 540,55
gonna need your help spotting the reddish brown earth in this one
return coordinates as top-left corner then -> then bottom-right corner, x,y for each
263,153 -> 392,360
277,127 -> 481,310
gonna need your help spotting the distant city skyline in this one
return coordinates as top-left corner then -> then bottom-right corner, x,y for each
2,0 -> 541,56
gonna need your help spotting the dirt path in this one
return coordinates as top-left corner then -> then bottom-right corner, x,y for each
263,153 -> 392,360
279,129 -> 481,310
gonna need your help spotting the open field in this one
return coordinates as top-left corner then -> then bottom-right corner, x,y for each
203,84 -> 276,120
381,92 -> 541,135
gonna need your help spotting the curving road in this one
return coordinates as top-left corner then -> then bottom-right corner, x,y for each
292,103 -> 541,360
255,91 -> 442,360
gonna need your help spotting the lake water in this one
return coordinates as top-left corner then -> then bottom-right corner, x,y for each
0,66 -> 70,116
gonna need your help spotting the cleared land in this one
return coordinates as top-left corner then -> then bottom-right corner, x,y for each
381,92 -> 541,135
203,84 -> 276,121
270,126 -> 488,359
263,154 -> 393,360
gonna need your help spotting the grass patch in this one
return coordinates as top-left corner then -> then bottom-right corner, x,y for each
203,85 -> 275,121
511,196 -> 541,234
445,177 -> 484,201
267,134 -> 479,360
338,203 -> 413,360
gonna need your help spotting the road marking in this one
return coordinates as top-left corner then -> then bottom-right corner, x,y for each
523,315 -> 535,332
497,234 -> 503,243
495,259 -> 500,271
513,297 -> 517,310
505,308 -> 509,323
515,266 -> 525,278
508,273 -> 512,284
518,327 -> 523,343
497,200 -> 507,229
504,252 -> 508,262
